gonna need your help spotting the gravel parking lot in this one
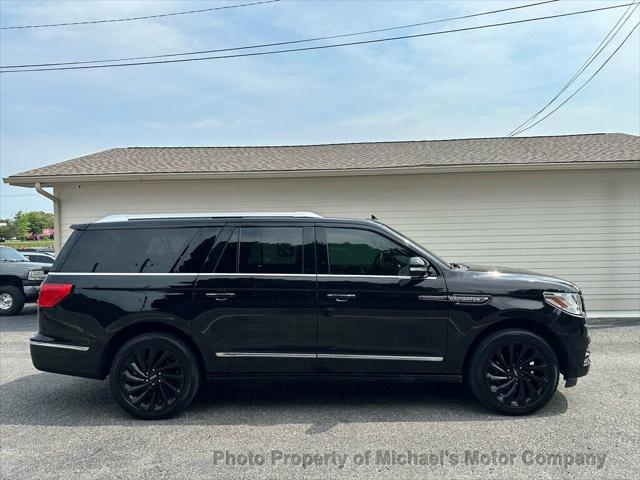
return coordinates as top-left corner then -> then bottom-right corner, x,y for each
1,306 -> 639,480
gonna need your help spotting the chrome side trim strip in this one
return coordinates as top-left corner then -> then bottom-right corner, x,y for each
198,273 -> 315,278
48,272 -> 439,280
319,274 -> 438,280
30,340 -> 89,352
215,352 -> 316,359
418,294 -> 491,304
318,353 -> 443,362
47,272 -> 196,276
48,272 -> 315,277
215,352 -> 444,362
319,274 -> 411,279
418,295 -> 449,302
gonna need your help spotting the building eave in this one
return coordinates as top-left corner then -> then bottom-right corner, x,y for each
4,160 -> 639,187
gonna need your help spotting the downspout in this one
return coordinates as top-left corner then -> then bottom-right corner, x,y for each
34,182 -> 61,252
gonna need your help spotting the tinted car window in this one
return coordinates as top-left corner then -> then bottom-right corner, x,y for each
174,227 -> 220,273
62,228 -> 199,273
30,254 -> 54,264
213,227 -> 304,274
326,228 -> 413,276
239,227 -> 303,274
215,229 -> 238,273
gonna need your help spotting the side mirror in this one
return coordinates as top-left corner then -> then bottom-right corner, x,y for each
409,257 -> 430,277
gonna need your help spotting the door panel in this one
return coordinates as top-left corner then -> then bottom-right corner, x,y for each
316,225 -> 449,374
192,224 -> 317,374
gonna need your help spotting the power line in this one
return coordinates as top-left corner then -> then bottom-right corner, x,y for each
0,0 -> 280,30
508,1 -> 640,136
509,1 -> 639,136
1,0 -> 559,69
0,2 -> 634,74
510,21 -> 639,136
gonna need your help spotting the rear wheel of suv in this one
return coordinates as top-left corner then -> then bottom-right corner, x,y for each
0,286 -> 25,316
109,333 -> 201,420
468,329 -> 559,415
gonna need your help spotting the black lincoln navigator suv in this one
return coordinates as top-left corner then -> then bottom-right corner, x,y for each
31,212 -> 590,419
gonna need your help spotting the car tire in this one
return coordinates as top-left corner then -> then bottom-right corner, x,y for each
0,286 -> 25,316
468,328 -> 559,415
109,333 -> 201,420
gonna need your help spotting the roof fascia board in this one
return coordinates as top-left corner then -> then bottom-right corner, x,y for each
4,160 -> 639,187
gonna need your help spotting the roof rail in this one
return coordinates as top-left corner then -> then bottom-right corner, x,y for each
95,212 -> 324,223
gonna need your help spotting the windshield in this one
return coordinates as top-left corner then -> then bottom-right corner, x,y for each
0,247 -> 28,262
379,223 -> 450,268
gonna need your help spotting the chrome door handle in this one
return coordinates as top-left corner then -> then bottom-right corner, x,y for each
206,292 -> 235,301
327,293 -> 356,302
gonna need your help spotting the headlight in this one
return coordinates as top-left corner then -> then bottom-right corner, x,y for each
27,269 -> 46,282
543,292 -> 585,317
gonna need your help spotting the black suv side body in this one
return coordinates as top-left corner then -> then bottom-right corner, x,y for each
31,214 -> 590,418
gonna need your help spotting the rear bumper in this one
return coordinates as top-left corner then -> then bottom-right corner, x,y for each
30,332 -> 103,379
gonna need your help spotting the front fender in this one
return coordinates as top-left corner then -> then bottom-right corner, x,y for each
443,295 -> 583,374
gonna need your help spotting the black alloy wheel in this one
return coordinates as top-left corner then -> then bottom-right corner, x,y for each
485,341 -> 552,408
468,329 -> 559,415
110,333 -> 201,419
120,347 -> 185,412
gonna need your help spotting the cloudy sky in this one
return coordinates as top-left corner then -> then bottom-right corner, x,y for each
0,0 -> 638,217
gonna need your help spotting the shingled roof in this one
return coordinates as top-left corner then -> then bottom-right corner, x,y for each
5,133 -> 639,185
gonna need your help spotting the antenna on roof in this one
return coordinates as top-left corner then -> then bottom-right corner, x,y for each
371,214 -> 378,221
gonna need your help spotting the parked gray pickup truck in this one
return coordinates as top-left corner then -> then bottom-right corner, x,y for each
0,246 -> 48,316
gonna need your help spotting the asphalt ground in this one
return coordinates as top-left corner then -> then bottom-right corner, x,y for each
1,305 -> 638,479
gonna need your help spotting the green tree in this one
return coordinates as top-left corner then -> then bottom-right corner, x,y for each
13,212 -> 30,240
4,211 -> 54,239
23,211 -> 53,235
0,218 -> 19,239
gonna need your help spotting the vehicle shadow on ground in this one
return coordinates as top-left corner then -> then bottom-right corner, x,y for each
0,373 -> 568,432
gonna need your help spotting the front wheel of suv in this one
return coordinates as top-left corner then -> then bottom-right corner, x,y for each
468,328 -> 559,415
0,286 -> 25,316
109,333 -> 201,420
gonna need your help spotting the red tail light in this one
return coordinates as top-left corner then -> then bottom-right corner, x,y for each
38,283 -> 74,308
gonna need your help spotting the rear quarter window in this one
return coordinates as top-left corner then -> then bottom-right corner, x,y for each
61,227 -> 205,273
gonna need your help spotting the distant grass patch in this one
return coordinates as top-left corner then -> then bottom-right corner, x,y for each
2,240 -> 54,249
